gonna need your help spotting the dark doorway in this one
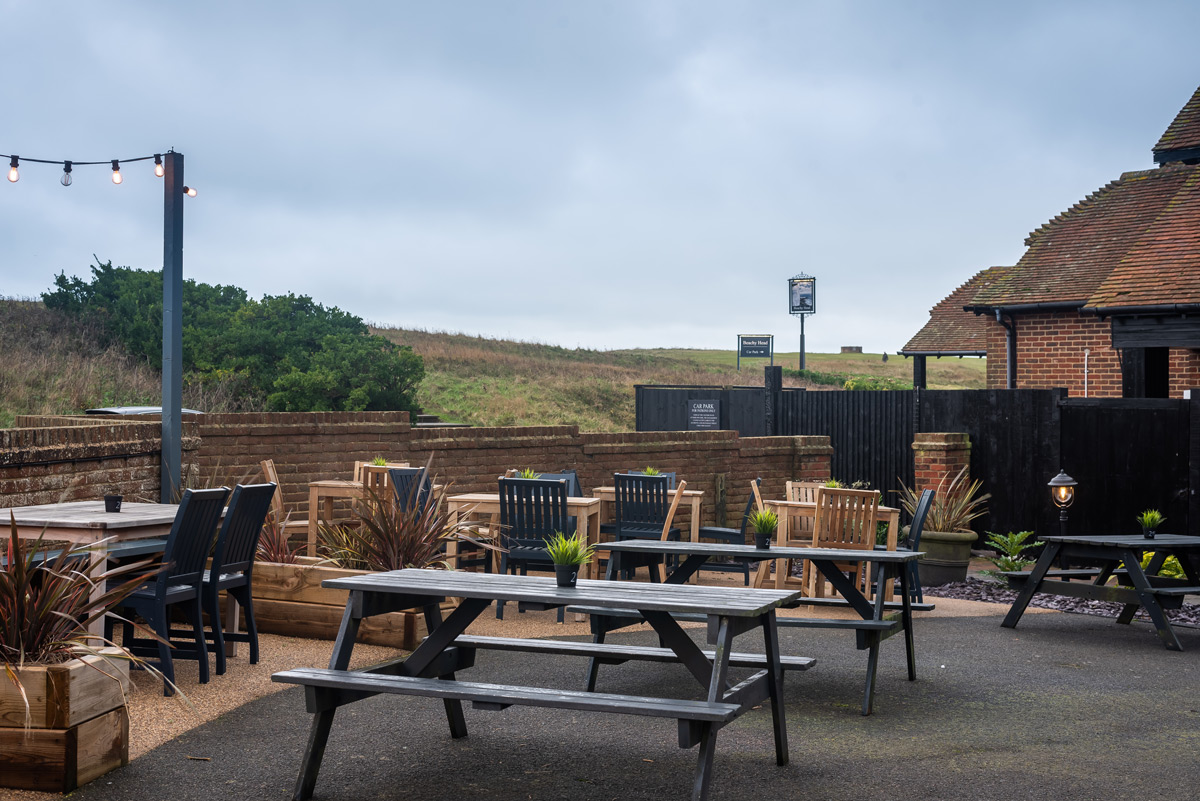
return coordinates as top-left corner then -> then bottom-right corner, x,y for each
1146,347 -> 1170,398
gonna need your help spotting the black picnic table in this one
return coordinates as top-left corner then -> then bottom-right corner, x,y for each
1001,533 -> 1200,650
272,568 -> 804,801
577,539 -> 925,715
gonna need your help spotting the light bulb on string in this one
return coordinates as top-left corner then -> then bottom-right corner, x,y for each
61,161 -> 72,186
154,154 -> 164,177
111,160 -> 122,185
7,156 -> 18,183
183,185 -> 197,197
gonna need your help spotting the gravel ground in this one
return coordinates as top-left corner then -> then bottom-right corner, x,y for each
925,575 -> 1200,627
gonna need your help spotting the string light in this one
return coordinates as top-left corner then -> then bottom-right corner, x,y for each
0,152 -> 194,195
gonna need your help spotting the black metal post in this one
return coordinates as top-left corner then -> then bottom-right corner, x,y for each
161,152 -> 184,502
799,314 -> 806,371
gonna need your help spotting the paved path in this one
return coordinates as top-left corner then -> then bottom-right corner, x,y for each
68,609 -> 1200,801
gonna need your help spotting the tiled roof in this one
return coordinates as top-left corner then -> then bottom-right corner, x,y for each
900,266 -> 1010,354
1153,86 -> 1200,157
1086,165 -> 1200,308
970,163 -> 1200,309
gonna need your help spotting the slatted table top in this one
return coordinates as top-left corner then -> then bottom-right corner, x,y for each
1041,533 -> 1200,548
0,500 -> 179,531
596,539 -> 923,563
323,567 -> 803,617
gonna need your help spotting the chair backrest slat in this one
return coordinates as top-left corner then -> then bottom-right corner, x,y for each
498,477 -> 570,550
812,487 -> 879,551
738,477 -> 763,535
625,470 -> 676,489
907,489 -> 936,551
389,467 -> 431,513
158,487 -> 229,591
211,483 -> 277,577
613,473 -> 671,532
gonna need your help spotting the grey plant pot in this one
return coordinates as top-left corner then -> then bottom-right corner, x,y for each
917,529 -> 977,586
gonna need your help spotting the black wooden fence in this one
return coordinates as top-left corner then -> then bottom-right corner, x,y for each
636,382 -> 1199,539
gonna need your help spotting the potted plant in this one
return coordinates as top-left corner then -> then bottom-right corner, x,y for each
895,466 -> 991,586
748,509 -> 778,550
1137,509 -> 1165,540
543,531 -> 595,588
516,468 -> 542,479
1,517 -> 168,791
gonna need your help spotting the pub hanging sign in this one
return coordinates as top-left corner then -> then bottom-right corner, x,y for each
788,276 -> 816,315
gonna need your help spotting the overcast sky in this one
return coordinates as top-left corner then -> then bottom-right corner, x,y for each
2,1 -> 1198,353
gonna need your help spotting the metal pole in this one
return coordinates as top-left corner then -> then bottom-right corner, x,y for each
799,315 -> 806,371
161,152 -> 184,502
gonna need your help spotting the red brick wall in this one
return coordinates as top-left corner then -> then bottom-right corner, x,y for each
5,413 -> 834,529
912,432 -> 970,492
0,420 -> 199,507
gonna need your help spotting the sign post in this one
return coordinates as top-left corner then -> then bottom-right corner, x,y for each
788,274 -> 816,371
737,334 -> 774,371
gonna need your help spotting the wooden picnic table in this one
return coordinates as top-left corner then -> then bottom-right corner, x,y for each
581,539 -> 926,715
1001,533 -> 1200,651
273,568 -> 801,801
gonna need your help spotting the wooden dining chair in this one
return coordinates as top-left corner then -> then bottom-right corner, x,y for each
496,477 -> 571,620
695,477 -> 762,584
611,473 -> 687,582
259,459 -> 309,542
804,487 -> 880,599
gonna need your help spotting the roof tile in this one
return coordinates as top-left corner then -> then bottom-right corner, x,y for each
900,267 -> 1009,353
1153,86 -> 1200,156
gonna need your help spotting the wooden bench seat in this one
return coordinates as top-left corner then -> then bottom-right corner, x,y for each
782,596 -> 935,613
273,667 -> 741,722
568,605 -> 899,633
448,634 -> 816,671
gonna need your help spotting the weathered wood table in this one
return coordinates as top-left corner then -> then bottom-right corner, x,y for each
0,500 -> 178,635
273,568 -> 801,801
580,539 -> 926,715
1001,533 -> 1200,651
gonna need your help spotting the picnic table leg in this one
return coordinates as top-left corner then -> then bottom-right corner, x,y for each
691,722 -> 719,801
898,564 -> 917,681
422,601 -> 469,738
759,612 -> 789,766
690,616 -> 734,801
293,601 -> 362,800
1119,548 -> 1183,651
1001,542 -> 1061,629
860,575 -> 890,716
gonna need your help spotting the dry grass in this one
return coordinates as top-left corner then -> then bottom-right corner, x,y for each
0,299 -> 263,427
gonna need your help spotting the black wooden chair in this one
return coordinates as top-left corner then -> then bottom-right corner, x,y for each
872,488 -> 935,603
196,482 -> 276,676
695,478 -> 763,585
496,477 -> 570,620
105,486 -> 229,696
388,466 -> 430,513
611,473 -> 685,581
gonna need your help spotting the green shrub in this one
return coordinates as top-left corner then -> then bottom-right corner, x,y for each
982,530 -> 1044,576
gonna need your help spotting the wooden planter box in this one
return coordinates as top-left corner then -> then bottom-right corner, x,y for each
0,650 -> 130,792
252,558 -> 451,650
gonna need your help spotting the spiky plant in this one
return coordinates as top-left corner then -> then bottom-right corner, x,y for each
256,510 -> 304,564
895,466 -> 991,533
543,531 -> 595,566
516,468 -> 541,479
748,508 -> 779,536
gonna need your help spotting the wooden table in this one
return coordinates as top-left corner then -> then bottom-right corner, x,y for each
756,499 -> 901,599
0,501 -> 178,635
592,486 -> 705,545
444,492 -> 602,578
273,569 -> 798,801
1002,533 -> 1200,651
585,539 -> 925,715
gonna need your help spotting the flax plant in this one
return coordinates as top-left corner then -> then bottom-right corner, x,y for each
0,514 -> 176,727
895,466 -> 991,533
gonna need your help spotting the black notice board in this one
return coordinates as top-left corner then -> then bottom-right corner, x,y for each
738,335 -> 772,358
688,399 -> 721,430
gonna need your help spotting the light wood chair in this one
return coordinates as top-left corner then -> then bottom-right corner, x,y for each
804,486 -> 880,599
772,481 -> 823,585
259,459 -> 309,539
785,480 -> 823,504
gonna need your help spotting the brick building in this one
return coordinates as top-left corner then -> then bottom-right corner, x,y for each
901,85 -> 1200,398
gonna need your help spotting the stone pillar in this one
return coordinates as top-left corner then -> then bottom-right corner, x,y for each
911,432 -> 974,586
912,432 -> 971,492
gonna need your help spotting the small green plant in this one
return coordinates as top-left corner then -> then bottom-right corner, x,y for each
370,456 -> 389,466
641,466 -> 661,476
516,468 -> 542,479
748,508 -> 779,536
823,479 -> 844,488
543,531 -> 595,566
982,530 -> 1044,577
1137,509 -> 1165,532
1141,552 -> 1185,579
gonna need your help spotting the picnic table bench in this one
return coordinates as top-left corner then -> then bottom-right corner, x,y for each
273,569 -> 803,801
573,540 -> 924,715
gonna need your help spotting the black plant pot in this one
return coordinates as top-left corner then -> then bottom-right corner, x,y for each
104,494 -> 122,513
555,564 -> 579,588
754,532 -> 772,550
1142,527 -> 1156,540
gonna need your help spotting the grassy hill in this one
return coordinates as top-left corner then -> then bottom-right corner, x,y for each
0,299 -> 985,431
